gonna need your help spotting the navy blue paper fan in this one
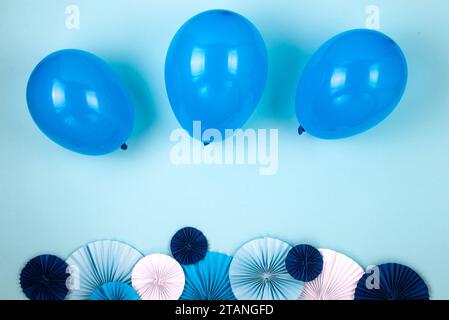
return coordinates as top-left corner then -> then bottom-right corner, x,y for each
90,282 -> 140,300
285,244 -> 323,282
171,227 -> 208,265
20,254 -> 69,300
355,263 -> 430,300
181,252 -> 236,300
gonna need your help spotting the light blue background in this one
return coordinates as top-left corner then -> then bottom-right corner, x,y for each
1,0 -> 448,299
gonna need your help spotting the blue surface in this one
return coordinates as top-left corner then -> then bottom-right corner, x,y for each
296,29 -> 408,139
27,49 -> 134,155
0,0 -> 448,299
165,10 -> 268,141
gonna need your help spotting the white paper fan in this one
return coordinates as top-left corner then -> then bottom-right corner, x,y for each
66,240 -> 143,300
132,254 -> 185,300
300,248 -> 364,300
229,237 -> 304,300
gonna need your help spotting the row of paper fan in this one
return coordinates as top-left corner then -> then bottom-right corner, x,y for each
19,228 -> 430,300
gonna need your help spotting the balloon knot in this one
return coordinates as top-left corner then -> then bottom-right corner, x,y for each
121,143 -> 128,151
298,126 -> 306,136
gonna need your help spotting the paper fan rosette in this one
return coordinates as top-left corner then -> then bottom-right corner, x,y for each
20,254 -> 70,300
132,254 -> 185,300
300,248 -> 364,300
285,244 -> 323,282
66,240 -> 143,300
181,252 -> 235,300
355,263 -> 429,300
229,237 -> 304,300
171,227 -> 208,265
90,282 -> 140,300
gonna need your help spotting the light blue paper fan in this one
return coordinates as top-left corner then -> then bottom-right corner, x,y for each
229,237 -> 304,300
66,240 -> 143,300
181,252 -> 236,300
90,282 -> 140,300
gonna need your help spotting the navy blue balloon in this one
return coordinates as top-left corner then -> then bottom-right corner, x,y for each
285,245 -> 323,282
355,263 -> 429,300
296,29 -> 408,139
27,49 -> 134,155
171,227 -> 208,265
20,255 -> 69,301
165,10 -> 268,142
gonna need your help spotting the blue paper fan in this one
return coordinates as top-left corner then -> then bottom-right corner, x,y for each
90,282 -> 140,300
181,252 -> 236,300
66,240 -> 143,300
355,263 -> 430,300
171,227 -> 208,265
20,254 -> 69,300
229,238 -> 304,300
285,244 -> 323,282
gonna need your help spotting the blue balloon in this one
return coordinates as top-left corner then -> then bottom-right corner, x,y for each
296,29 -> 408,139
165,10 -> 268,142
27,49 -> 134,155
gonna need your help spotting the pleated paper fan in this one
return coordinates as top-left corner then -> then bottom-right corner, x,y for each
229,237 -> 304,300
181,252 -> 236,300
171,227 -> 208,265
300,248 -> 364,300
66,240 -> 143,300
20,254 -> 69,300
132,254 -> 185,300
355,263 -> 429,300
286,244 -> 323,282
90,282 -> 140,300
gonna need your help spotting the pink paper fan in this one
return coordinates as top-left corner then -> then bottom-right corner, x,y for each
131,254 -> 185,300
300,249 -> 364,300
